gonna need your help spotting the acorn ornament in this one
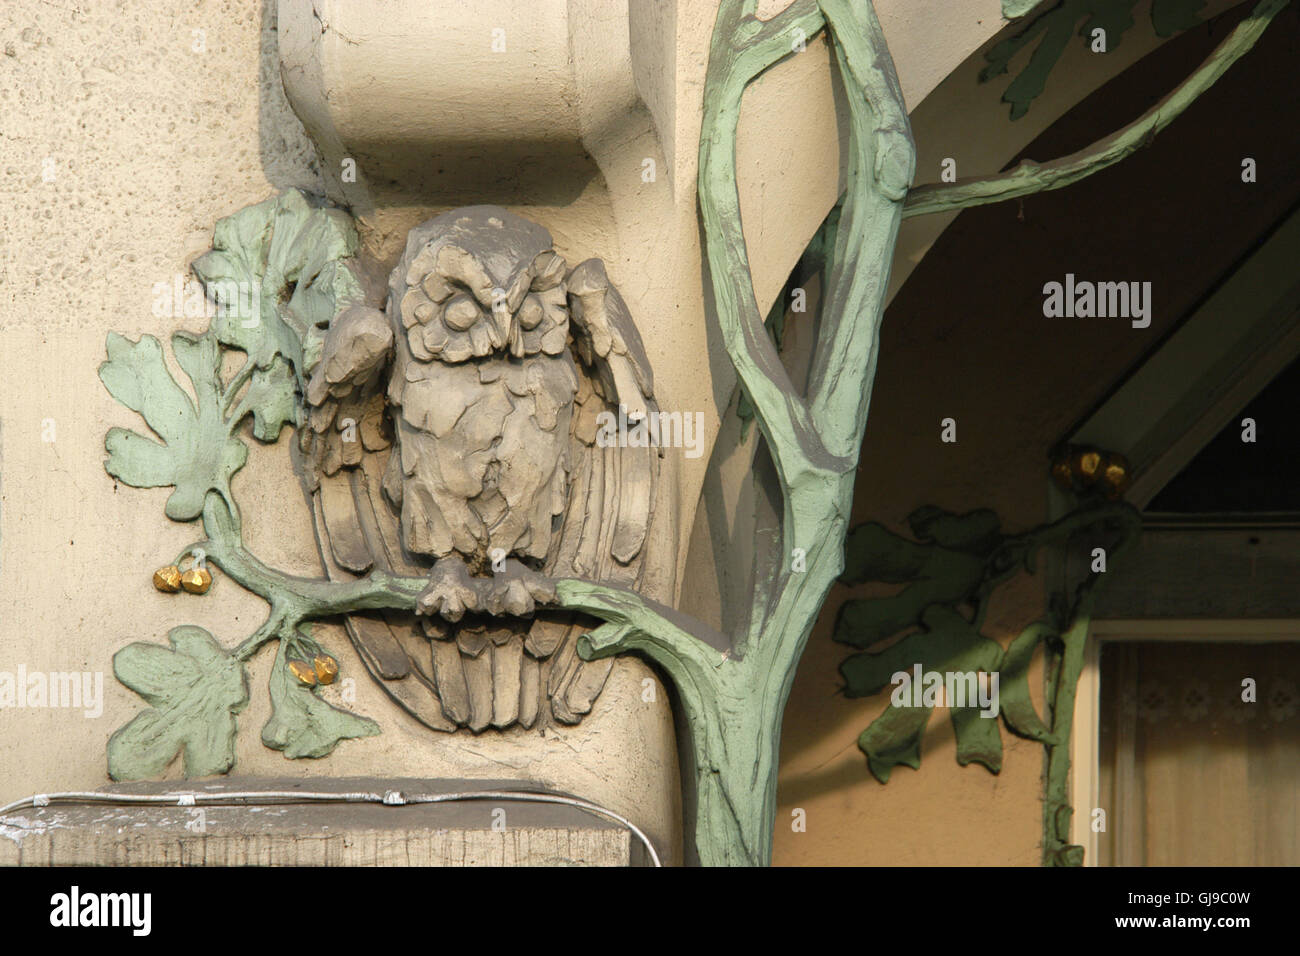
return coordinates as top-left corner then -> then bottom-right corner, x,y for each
153,553 -> 214,594
1050,444 -> 1131,500
313,655 -> 339,685
1072,448 -> 1103,486
1100,453 -> 1131,499
1050,458 -> 1073,492
180,566 -> 213,594
288,659 -> 319,687
152,565 -> 182,593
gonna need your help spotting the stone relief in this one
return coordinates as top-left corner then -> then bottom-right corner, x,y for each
101,191 -> 657,780
304,206 -> 658,732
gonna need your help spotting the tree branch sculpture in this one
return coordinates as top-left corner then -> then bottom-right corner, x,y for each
561,0 -> 1287,865
905,0 -> 1289,218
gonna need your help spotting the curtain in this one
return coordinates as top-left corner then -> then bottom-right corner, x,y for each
1097,641 -> 1300,865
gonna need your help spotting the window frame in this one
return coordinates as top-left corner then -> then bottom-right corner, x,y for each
1069,618 -> 1300,865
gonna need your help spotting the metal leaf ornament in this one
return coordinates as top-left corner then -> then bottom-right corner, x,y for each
833,494 -> 1140,865
101,332 -> 247,521
107,626 -> 249,779
835,501 -> 1136,779
982,0 -> 1207,119
101,190 -> 377,779
100,191 -> 660,780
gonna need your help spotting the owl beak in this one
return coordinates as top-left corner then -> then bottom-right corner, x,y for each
491,303 -> 512,350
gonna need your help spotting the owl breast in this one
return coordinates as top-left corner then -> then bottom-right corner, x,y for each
387,349 -> 580,566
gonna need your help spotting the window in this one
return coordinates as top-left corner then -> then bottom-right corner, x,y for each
1094,639 -> 1300,865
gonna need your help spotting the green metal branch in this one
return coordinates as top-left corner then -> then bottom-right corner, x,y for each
806,0 -> 913,454
1040,502 -> 1142,865
903,0 -> 1290,219
699,0 -> 849,494
192,499 -> 733,707
190,493 -> 425,649
562,0 -> 916,866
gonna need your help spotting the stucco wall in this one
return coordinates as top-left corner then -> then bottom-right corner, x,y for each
0,0 -> 681,862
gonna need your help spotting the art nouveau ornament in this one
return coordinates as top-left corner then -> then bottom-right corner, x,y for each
303,206 -> 659,731
102,192 -> 658,779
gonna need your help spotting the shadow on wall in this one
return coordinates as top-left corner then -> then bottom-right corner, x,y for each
257,0 -> 326,196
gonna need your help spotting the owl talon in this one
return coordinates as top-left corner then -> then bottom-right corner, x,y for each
416,559 -> 483,622
523,573 -> 557,606
416,558 -> 558,620
482,560 -> 557,617
484,578 -> 533,617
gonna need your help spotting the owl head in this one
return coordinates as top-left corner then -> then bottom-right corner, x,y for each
390,206 -> 570,363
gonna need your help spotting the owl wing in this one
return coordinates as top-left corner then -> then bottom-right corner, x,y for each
302,304 -> 393,478
527,257 -> 659,723
304,259 -> 660,733
303,303 -> 464,731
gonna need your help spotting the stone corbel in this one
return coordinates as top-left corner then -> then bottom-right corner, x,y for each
276,0 -> 663,212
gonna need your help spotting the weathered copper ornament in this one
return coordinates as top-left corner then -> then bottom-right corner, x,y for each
180,567 -> 213,594
313,654 -> 339,685
152,565 -> 182,593
288,659 -> 318,686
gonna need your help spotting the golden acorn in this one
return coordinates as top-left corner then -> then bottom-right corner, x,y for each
180,566 -> 213,594
313,654 -> 339,685
153,565 -> 182,593
1073,448 -> 1103,486
288,659 -> 318,686
1100,452 -> 1131,499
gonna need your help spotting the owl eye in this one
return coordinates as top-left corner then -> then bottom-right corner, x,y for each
400,289 -> 431,329
517,294 -> 544,330
443,292 -> 481,331
422,272 -> 453,303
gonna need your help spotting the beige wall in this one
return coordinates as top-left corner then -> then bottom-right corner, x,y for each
0,0 -> 684,860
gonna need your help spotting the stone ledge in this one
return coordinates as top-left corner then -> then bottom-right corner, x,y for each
0,778 -> 642,867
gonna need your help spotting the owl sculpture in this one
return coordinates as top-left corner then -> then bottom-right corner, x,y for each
302,207 -> 658,732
